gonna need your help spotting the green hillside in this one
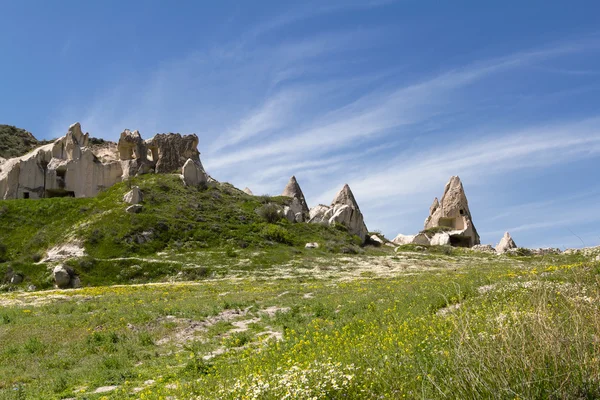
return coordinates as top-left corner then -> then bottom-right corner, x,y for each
0,125 -> 51,159
0,174 -> 374,289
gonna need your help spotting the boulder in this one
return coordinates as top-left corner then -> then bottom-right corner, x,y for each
52,265 -> 73,289
243,187 -> 253,195
281,176 -> 310,221
305,242 -> 319,249
126,204 -> 143,214
123,186 -> 143,204
430,232 -> 451,246
370,235 -> 385,244
424,176 -> 480,247
181,158 -> 208,187
495,232 -> 517,253
10,274 -> 23,284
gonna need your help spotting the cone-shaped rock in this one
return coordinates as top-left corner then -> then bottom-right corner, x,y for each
282,176 -> 310,216
329,184 -> 368,241
424,176 -> 480,247
496,232 -> 517,253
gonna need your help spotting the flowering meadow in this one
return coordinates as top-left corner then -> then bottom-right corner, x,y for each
1,250 -> 599,399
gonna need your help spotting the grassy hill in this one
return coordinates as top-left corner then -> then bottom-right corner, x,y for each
0,125 -> 51,159
0,174 -> 374,289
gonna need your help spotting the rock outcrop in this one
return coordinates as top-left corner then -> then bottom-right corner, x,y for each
146,133 -> 200,174
0,123 -> 207,200
123,186 -> 143,204
308,184 -> 368,242
281,176 -> 310,222
243,187 -> 253,195
52,264 -> 81,289
423,176 -> 480,247
181,158 -> 208,187
495,232 -> 517,253
0,123 -> 123,199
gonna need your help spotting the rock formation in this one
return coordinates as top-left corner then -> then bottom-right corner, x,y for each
0,123 -> 207,200
146,133 -> 200,173
181,158 -> 208,187
308,184 -> 368,242
52,264 -> 81,289
243,187 -> 253,195
496,232 -> 517,253
281,176 -> 310,223
423,176 -> 480,247
123,186 -> 143,204
0,123 -> 123,199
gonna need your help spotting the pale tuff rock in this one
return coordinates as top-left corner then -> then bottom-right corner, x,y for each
282,206 -> 296,223
423,176 -> 480,247
495,232 -> 517,253
308,184 -> 368,242
0,123 -> 207,200
243,187 -> 253,195
123,186 -> 143,204
281,176 -> 310,222
0,123 -> 123,200
181,158 -> 208,187
52,264 -> 80,289
392,234 -> 415,245
429,232 -> 451,246
305,242 -> 319,249
370,235 -> 385,244
146,133 -> 200,174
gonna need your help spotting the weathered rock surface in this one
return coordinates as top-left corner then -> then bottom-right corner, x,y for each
308,184 -> 368,242
43,241 -> 86,263
392,234 -> 416,245
243,187 -> 253,195
370,234 -> 385,245
471,244 -> 496,253
281,176 -> 310,222
123,186 -> 143,204
305,242 -> 319,249
181,158 -> 208,187
0,123 -> 207,200
423,176 -> 480,247
495,232 -> 517,253
52,264 -> 79,289
146,133 -> 200,174
430,232 -> 451,246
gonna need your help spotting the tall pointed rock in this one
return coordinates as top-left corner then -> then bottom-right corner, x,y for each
329,184 -> 368,242
424,176 -> 480,247
282,176 -> 310,217
496,232 -> 517,253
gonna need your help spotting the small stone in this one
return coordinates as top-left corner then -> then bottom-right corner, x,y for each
305,242 -> 319,249
123,186 -> 143,204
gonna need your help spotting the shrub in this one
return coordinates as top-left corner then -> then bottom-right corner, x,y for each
260,224 -> 292,244
258,194 -> 272,204
257,204 -> 281,223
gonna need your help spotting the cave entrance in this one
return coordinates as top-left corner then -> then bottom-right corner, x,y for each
23,192 -> 30,199
449,235 -> 471,248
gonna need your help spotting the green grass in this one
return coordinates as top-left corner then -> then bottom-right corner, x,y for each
0,174 -> 368,289
0,251 -> 598,398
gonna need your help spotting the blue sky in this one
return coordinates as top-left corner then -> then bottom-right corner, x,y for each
2,0 -> 600,249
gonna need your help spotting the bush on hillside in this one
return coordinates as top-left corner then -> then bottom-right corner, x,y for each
0,243 -> 7,262
260,224 -> 292,244
257,204 -> 281,223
